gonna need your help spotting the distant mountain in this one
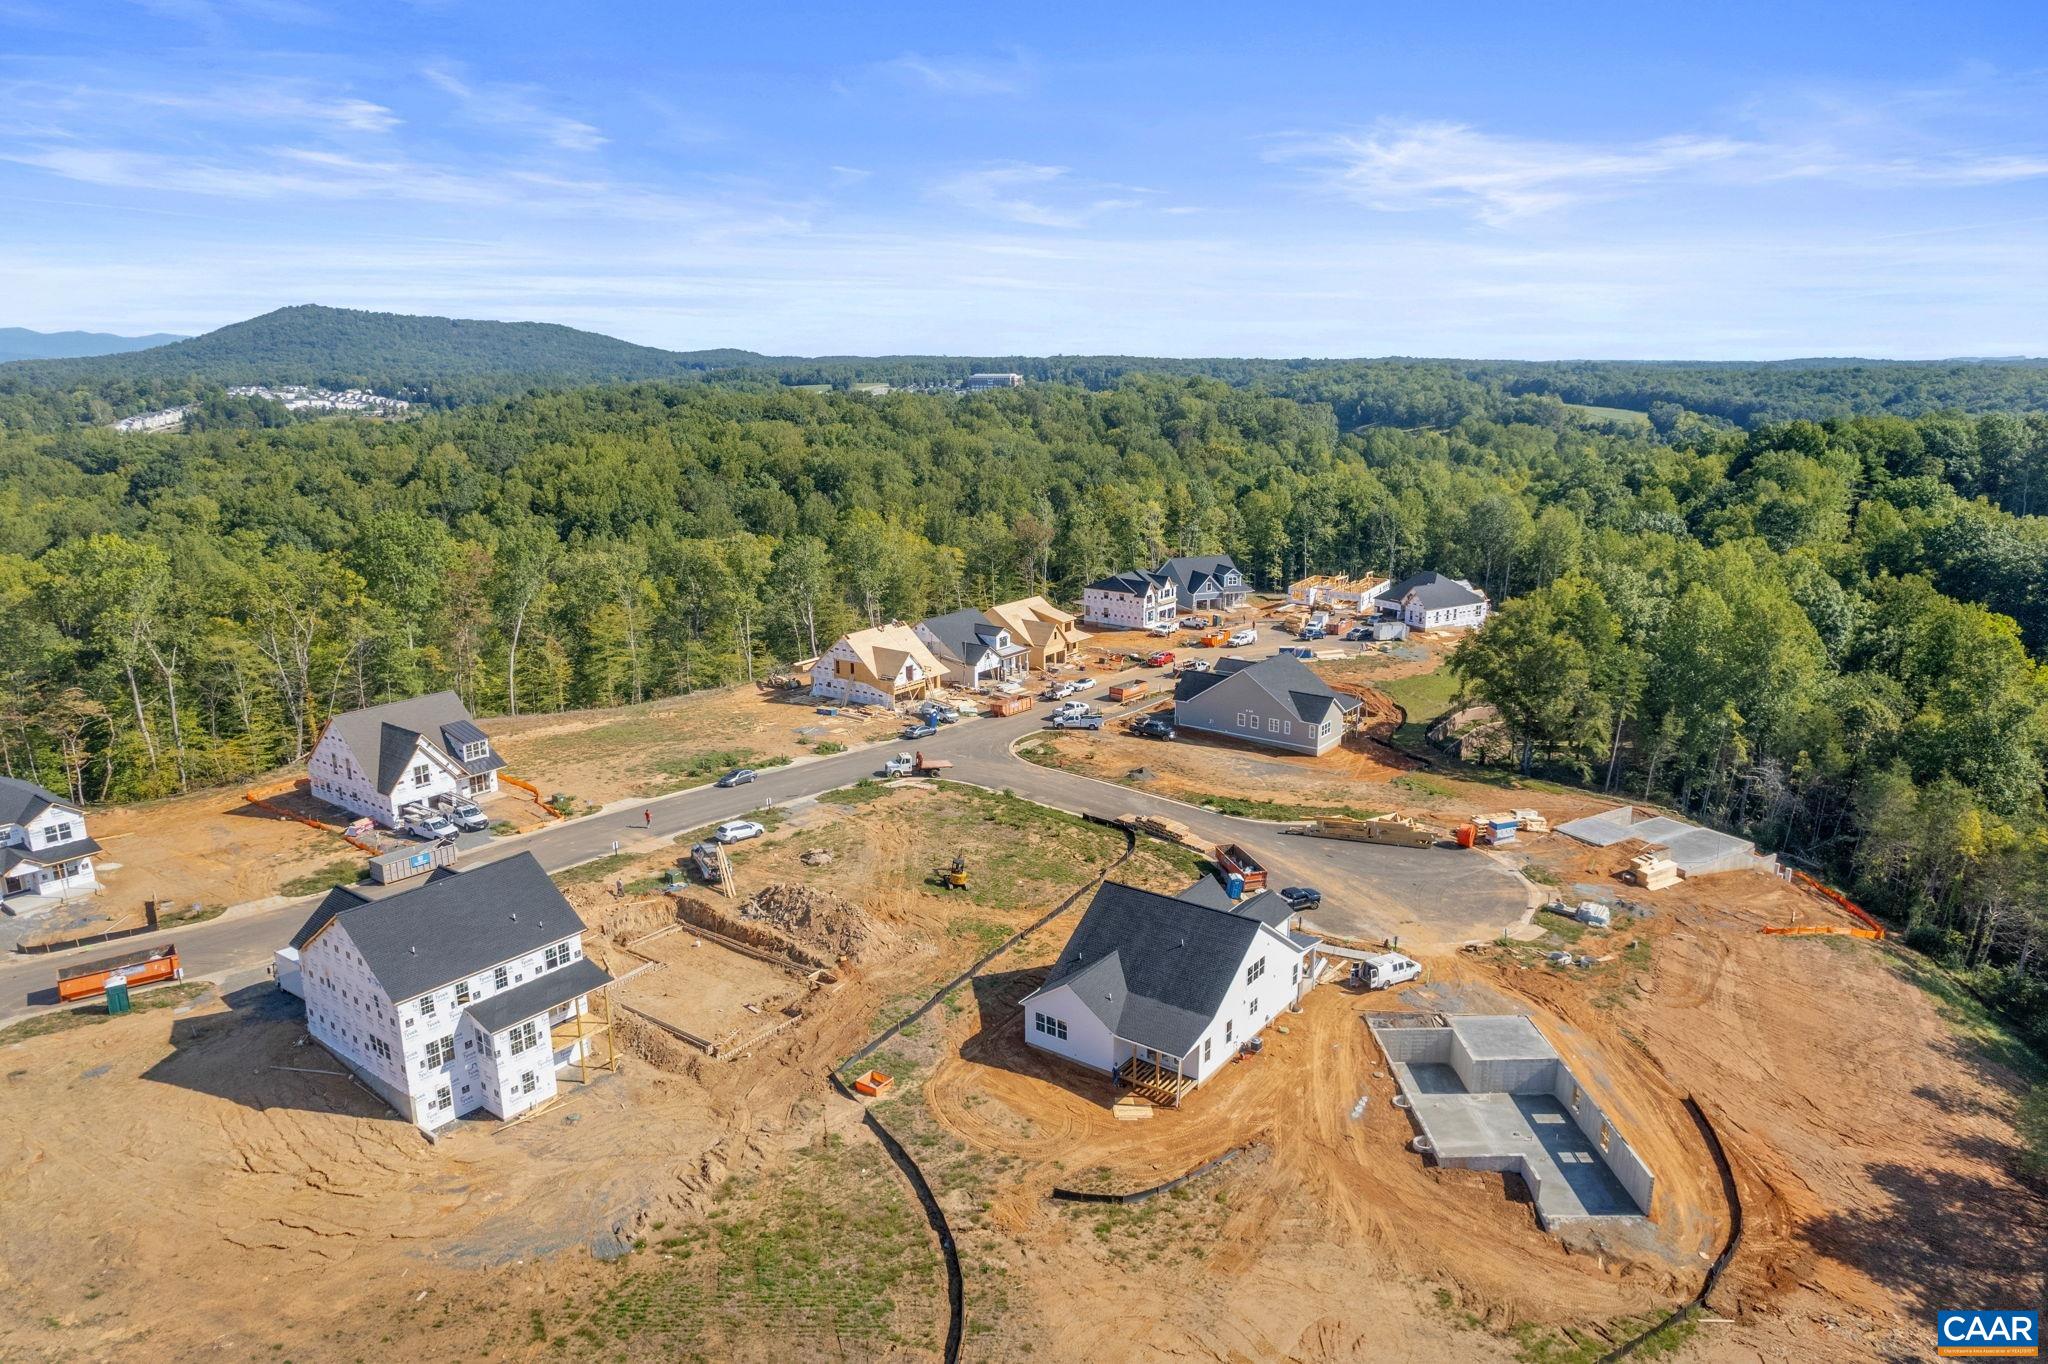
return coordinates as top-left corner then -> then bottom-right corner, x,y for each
0,305 -> 765,403
0,326 -> 185,363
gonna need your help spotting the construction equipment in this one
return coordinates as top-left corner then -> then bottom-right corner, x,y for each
911,751 -> 952,777
56,943 -> 181,1003
935,854 -> 970,892
688,842 -> 735,899
881,752 -> 916,777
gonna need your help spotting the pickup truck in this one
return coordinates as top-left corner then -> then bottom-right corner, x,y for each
1227,628 -> 1257,647
1049,711 -> 1104,730
1145,650 -> 1176,668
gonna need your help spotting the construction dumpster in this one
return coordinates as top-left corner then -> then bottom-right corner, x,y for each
1106,681 -> 1150,703
57,943 -> 181,1003
986,694 -> 1035,717
1214,844 -> 1268,891
369,841 -> 456,885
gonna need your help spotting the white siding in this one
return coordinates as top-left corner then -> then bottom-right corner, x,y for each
1082,585 -> 1175,630
1019,982 -> 1117,1074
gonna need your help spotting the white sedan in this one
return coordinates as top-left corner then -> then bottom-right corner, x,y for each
1068,676 -> 1098,692
714,819 -> 767,844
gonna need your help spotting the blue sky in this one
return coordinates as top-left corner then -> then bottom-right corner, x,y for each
5,0 -> 2048,357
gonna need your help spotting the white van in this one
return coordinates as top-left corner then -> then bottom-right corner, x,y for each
1227,628 -> 1257,647
1352,952 -> 1421,990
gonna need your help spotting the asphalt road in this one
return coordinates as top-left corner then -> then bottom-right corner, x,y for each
0,643 -> 1532,1021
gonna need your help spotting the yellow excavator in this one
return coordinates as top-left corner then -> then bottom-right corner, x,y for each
937,854 -> 969,892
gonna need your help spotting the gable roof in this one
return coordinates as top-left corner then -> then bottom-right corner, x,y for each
917,608 -> 1025,668
1175,874 -> 1294,927
322,691 -> 492,795
1385,571 -> 1485,611
288,852 -> 585,1003
1173,656 -> 1362,729
1088,569 -> 1172,597
1029,880 -> 1284,1056
984,597 -> 1081,651
836,624 -> 945,683
0,775 -> 77,826
1158,554 -> 1244,600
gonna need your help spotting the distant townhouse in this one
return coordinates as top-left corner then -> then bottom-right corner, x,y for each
1380,572 -> 1490,630
964,372 -> 1025,391
0,776 -> 99,906
308,691 -> 504,829
914,609 -> 1030,689
811,624 -> 946,706
1019,877 -> 1320,1105
1082,569 -> 1178,631
286,852 -> 612,1133
1173,656 -> 1361,757
1156,554 -> 1250,616
983,596 -> 1087,670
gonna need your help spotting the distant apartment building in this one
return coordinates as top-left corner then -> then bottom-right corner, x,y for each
964,372 -> 1025,391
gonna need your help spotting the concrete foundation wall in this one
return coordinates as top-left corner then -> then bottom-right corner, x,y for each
1549,1069 -> 1657,1213
1371,1026 -> 1453,1065
1453,1050 -> 1560,1095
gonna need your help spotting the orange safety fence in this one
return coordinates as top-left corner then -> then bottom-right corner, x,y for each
501,773 -> 566,819
242,779 -> 378,853
1760,924 -> 1886,941
1786,870 -> 1887,938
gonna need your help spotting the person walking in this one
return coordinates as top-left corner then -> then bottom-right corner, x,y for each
643,808 -> 652,829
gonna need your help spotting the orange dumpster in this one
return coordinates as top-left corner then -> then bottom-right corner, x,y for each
852,1070 -> 895,1097
1454,825 -> 1477,849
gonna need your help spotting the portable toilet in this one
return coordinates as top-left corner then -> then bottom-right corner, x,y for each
104,973 -> 132,1015
1223,870 -> 1245,899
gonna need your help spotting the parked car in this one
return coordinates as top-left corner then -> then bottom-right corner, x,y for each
902,722 -> 938,740
1178,615 -> 1210,629
430,793 -> 490,832
1145,622 -> 1177,637
1132,715 -> 1177,739
715,768 -> 757,788
919,701 -> 959,723
1050,680 -> 1083,699
1180,658 -> 1212,673
1053,700 -> 1093,718
1279,886 -> 1322,909
1049,712 -> 1105,730
1145,650 -> 1176,668
714,819 -> 766,844
1352,952 -> 1422,991
1343,625 -> 1371,641
1227,628 -> 1257,647
1069,676 -> 1098,692
1298,625 -> 1326,640
404,807 -> 458,841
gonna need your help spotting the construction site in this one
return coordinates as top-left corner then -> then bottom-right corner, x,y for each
1,639 -> 2042,1364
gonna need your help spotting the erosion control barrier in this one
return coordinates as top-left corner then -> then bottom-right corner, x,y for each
243,782 -> 378,853
1048,1143 -> 1253,1205
500,772 -> 566,818
1787,870 -> 1886,937
828,815 -> 1137,1364
1596,1096 -> 1744,1364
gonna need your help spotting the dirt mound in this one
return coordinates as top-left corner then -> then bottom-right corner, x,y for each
739,882 -> 870,958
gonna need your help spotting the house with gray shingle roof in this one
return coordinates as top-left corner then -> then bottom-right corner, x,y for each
287,852 -> 612,1132
1081,568 -> 1178,631
1155,554 -> 1250,615
1380,571 -> 1490,630
1019,878 -> 1319,1103
307,690 -> 504,828
0,775 -> 99,907
913,608 -> 1029,688
1172,656 -> 1362,756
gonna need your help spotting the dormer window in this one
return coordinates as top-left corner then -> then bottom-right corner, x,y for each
462,740 -> 489,762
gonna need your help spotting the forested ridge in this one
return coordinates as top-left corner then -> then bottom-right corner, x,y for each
5,369 -> 2048,1049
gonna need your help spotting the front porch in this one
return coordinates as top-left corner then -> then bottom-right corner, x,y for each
549,989 -> 621,1084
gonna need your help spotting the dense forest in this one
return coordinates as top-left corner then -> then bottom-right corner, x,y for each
5,361 -> 2048,1049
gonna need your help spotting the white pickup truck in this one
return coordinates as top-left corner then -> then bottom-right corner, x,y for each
1049,711 -> 1105,730
1227,628 -> 1257,647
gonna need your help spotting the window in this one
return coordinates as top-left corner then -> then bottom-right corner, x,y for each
1225,1020 -> 1234,1043
430,1086 -> 452,1112
369,1036 -> 392,1060
519,1071 -> 537,1096
1291,961 -> 1300,985
420,1037 -> 453,1070
508,1020 -> 540,1055
45,820 -> 75,844
454,981 -> 471,1005
1032,1012 -> 1068,1042
544,942 -> 571,970
1248,997 -> 1258,1015
411,762 -> 431,787
1246,957 -> 1266,986
462,740 -> 488,761
1203,1038 -> 1212,1062
493,965 -> 509,990
1266,717 -> 1280,734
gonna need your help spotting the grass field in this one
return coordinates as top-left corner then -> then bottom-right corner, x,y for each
1564,402 -> 1653,430
1375,668 -> 1464,749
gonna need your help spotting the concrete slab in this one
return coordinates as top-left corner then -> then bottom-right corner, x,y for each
1448,1014 -> 1554,1062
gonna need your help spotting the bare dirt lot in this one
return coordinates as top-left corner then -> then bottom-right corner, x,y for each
5,720 -> 2041,1363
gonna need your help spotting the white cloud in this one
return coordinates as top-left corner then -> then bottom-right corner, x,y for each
872,51 -> 1030,97
1274,120 -> 1751,223
929,163 -> 1139,228
421,62 -> 605,152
